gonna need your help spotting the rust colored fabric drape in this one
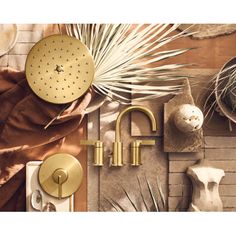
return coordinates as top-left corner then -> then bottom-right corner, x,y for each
0,67 -> 91,211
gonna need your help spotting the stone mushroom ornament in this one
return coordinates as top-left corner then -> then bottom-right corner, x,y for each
187,159 -> 225,212
174,104 -> 204,133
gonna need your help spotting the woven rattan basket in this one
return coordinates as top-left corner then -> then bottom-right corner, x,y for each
215,57 -> 236,123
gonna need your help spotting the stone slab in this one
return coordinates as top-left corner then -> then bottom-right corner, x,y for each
164,79 -> 203,152
99,101 -> 168,212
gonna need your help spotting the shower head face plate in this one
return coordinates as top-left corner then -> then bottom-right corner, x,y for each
25,34 -> 94,104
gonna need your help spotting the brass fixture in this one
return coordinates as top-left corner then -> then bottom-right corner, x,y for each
38,153 -> 83,199
131,139 -> 156,166
25,34 -> 95,104
80,140 -> 104,166
112,105 -> 157,167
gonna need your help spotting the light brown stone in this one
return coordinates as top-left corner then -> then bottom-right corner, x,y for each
169,173 -> 190,185
205,136 -> 236,148
169,160 -> 197,173
169,185 -> 191,197
164,79 -> 203,152
168,196 -> 189,210
205,148 -> 236,160
169,152 -> 204,161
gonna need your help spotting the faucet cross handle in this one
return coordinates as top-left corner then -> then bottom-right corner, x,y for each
131,139 -> 156,166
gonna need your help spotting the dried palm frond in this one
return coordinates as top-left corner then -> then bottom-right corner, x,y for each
102,175 -> 166,212
65,24 -> 194,104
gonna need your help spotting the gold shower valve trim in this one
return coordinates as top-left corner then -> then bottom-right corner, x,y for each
25,34 -> 95,104
38,153 -> 83,199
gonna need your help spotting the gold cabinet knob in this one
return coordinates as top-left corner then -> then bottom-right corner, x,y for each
131,140 -> 156,166
80,140 -> 104,166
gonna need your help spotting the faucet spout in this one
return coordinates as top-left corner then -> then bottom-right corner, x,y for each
115,105 -> 157,142
112,105 -> 157,167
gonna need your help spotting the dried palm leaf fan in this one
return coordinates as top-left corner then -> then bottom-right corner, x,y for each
65,24 -> 194,104
25,34 -> 95,104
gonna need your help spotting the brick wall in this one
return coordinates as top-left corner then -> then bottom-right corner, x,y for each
0,24 -> 44,70
168,136 -> 236,211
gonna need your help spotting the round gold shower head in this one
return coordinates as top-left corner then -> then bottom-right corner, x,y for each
25,34 -> 94,104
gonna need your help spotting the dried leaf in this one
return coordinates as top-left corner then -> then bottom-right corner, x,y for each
121,186 -> 139,212
144,175 -> 159,212
103,196 -> 123,212
137,176 -> 149,212
66,24 -> 192,103
156,175 -> 166,209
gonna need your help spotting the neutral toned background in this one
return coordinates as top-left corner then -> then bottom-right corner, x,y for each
88,25 -> 236,211
1,24 -> 236,211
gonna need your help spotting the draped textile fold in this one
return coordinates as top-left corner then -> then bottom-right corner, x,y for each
0,68 -> 91,211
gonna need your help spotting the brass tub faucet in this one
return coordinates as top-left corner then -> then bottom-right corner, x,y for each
112,105 -> 157,167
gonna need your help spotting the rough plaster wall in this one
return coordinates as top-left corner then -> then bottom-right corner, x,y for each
97,101 -> 168,211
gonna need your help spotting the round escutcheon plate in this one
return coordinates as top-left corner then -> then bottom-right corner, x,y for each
38,153 -> 83,199
25,34 -> 94,104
